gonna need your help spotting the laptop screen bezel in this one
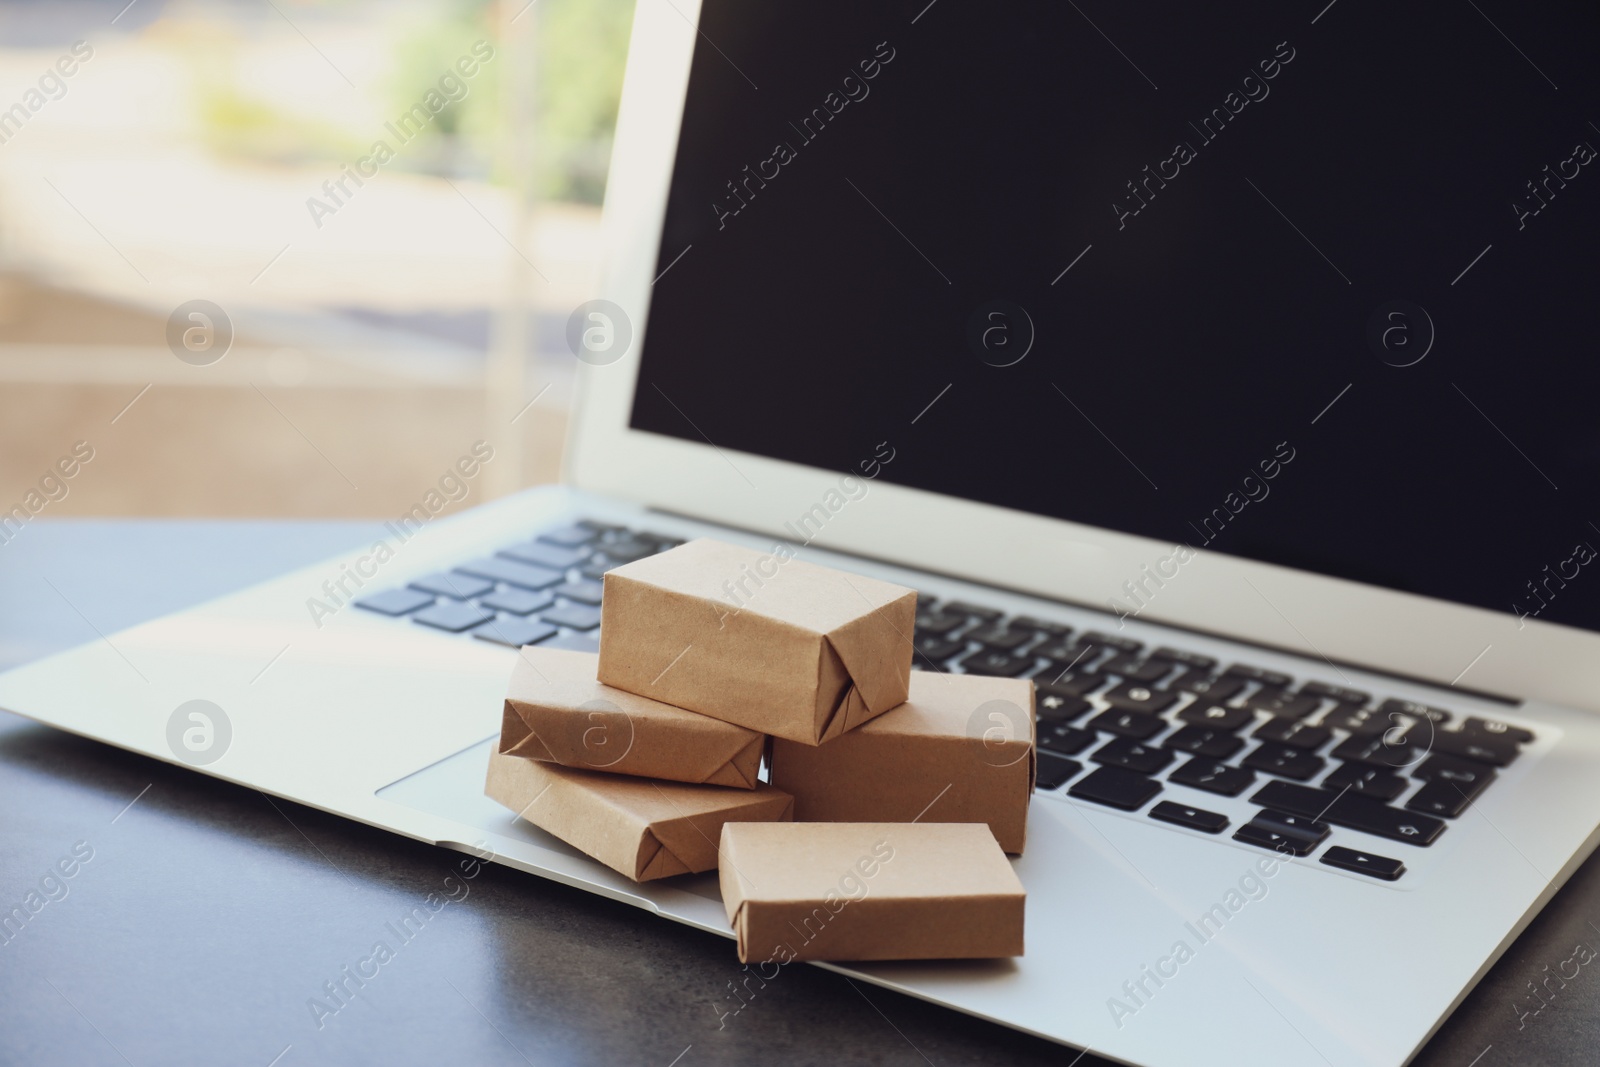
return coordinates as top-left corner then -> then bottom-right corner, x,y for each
565,0 -> 1600,712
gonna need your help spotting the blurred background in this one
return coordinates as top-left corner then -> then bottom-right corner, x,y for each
0,0 -> 634,520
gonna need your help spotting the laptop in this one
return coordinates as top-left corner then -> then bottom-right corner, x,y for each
5,1 -> 1600,1064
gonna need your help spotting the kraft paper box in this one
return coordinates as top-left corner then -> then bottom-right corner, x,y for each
500,648 -> 765,788
598,538 -> 916,746
769,671 -> 1035,853
719,822 -> 1025,963
484,748 -> 792,882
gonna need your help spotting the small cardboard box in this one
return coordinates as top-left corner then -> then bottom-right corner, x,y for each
484,749 -> 792,882
719,822 -> 1025,963
500,648 -> 765,788
769,671 -> 1035,852
598,538 -> 915,746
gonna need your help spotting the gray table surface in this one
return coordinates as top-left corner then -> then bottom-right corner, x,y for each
1,520 -> 1595,1067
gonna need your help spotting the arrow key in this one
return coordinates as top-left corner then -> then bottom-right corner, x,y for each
1149,801 -> 1229,834
1320,845 -> 1406,881
1234,821 -> 1319,856
1407,775 -> 1492,818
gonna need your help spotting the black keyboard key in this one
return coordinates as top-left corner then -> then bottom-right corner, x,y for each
578,520 -> 626,533
1244,689 -> 1322,720
1301,681 -> 1371,706
354,588 -> 434,616
1407,776 -> 1491,818
579,559 -> 619,580
412,601 -> 495,632
498,542 -> 587,570
1100,654 -> 1172,682
1039,722 -> 1097,756
1037,669 -> 1109,697
1149,801 -> 1229,834
594,537 -> 658,563
1091,737 -> 1175,774
479,588 -> 554,616
1035,753 -> 1082,790
456,557 -> 563,591
542,604 -> 602,631
411,572 -> 493,599
637,531 -> 684,549
913,635 -> 965,663
1322,763 -> 1408,801
915,611 -> 967,636
470,617 -> 560,648
966,624 -> 1034,652
1173,672 -> 1246,701
1243,743 -> 1326,781
1252,718 -> 1332,751
1255,808 -> 1331,847
1423,730 -> 1518,767
1177,703 -> 1256,731
1250,781 -> 1446,846
1150,647 -> 1217,671
1012,616 -> 1071,637
1379,698 -> 1451,725
959,650 -> 1035,677
1102,682 -> 1179,714
1069,766 -> 1162,811
1163,725 -> 1244,759
1233,822 -> 1318,857
1036,642 -> 1101,668
1461,717 -> 1535,745
1169,757 -> 1256,797
542,631 -> 600,653
1087,709 -> 1167,740
1330,732 -> 1424,770
551,580 -> 604,606
1321,846 -> 1406,881
1411,754 -> 1496,790
538,524 -> 600,547
1082,631 -> 1142,654
1036,691 -> 1092,722
1223,664 -> 1293,688
1322,704 -> 1389,736
943,601 -> 1002,622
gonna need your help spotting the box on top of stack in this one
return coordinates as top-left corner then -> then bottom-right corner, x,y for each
484,536 -> 1031,960
597,538 -> 916,745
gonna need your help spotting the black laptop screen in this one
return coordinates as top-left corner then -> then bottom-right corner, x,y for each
628,0 -> 1600,633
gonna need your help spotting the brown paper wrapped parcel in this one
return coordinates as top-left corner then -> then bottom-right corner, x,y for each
598,538 -> 916,745
485,749 -> 793,882
500,647 -> 765,788
770,670 -> 1036,853
719,822 -> 1026,962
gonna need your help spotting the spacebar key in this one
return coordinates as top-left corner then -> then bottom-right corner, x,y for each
1251,781 -> 1446,846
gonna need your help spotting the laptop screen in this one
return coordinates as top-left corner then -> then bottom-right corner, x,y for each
628,0 -> 1600,633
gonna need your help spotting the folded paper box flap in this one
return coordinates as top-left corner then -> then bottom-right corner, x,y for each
771,671 -> 1035,853
823,601 -> 917,725
599,539 -> 915,745
718,822 -> 1025,962
485,749 -> 792,882
500,648 -> 765,788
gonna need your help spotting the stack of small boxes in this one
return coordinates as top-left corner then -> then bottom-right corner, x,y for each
485,537 -> 1031,962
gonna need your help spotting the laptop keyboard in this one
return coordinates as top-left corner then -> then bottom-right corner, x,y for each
354,518 -> 1538,882
352,520 -> 681,652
